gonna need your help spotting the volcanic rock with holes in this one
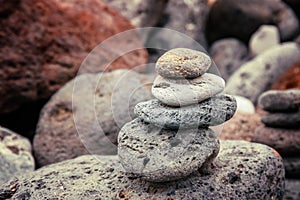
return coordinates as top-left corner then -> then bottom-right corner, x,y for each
118,48 -> 238,182
254,89 -> 300,183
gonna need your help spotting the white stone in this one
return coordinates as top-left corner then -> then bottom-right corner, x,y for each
234,95 -> 255,114
152,73 -> 225,106
249,25 -> 280,57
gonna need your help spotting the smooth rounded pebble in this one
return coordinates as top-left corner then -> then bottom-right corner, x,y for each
118,119 -> 219,182
0,140 -> 284,200
261,111 -> 300,128
234,95 -> 255,114
258,89 -> 300,112
152,73 -> 225,106
134,95 -> 237,129
155,48 -> 211,79
0,126 -> 35,185
254,125 -> 300,156
225,42 -> 300,103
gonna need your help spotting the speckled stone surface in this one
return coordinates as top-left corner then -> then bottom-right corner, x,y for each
258,89 -> 300,112
261,111 -> 300,128
284,179 -> 300,200
118,119 -> 220,182
152,73 -> 225,106
134,95 -> 237,129
155,48 -> 211,79
0,126 -> 35,185
0,140 -> 284,200
253,125 -> 300,156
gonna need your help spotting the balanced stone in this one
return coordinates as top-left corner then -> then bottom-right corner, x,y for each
261,111 -> 300,128
155,48 -> 211,79
258,89 -> 300,112
152,73 -> 225,106
134,95 -> 237,129
118,119 -> 220,182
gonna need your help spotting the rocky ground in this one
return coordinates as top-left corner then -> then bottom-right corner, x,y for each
0,0 -> 300,199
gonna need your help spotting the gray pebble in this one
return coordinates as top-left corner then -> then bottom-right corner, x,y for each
261,111 -> 300,128
134,95 -> 237,129
156,48 -> 211,79
258,89 -> 300,112
118,119 -> 219,182
152,73 -> 225,106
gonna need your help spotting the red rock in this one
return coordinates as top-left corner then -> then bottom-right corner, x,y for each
219,112 -> 262,141
0,0 -> 148,114
271,61 -> 300,90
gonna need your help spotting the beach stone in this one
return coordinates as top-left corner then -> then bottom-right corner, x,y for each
0,126 -> 35,185
258,89 -> 300,112
206,0 -> 299,44
261,111 -> 300,128
0,140 -> 284,199
225,42 -> 300,103
284,179 -> 300,200
249,25 -> 280,57
0,0 -> 148,115
152,73 -> 225,106
118,119 -> 219,182
103,0 -> 168,27
220,112 -> 262,141
284,157 -> 300,179
34,69 -> 153,167
234,95 -> 255,114
209,38 -> 248,81
155,48 -> 212,79
134,95 -> 237,129
254,125 -> 300,156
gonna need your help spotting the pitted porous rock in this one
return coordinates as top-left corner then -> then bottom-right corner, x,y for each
118,119 -> 219,182
134,95 -> 237,129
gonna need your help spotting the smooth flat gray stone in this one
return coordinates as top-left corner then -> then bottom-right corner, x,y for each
261,111 -> 300,128
152,73 -> 225,106
156,48 -> 211,79
0,140 -> 284,200
258,89 -> 300,112
134,95 -> 237,129
118,119 -> 219,182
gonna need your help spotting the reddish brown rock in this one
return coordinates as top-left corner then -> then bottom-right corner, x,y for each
254,125 -> 300,157
0,0 -> 148,115
271,61 -> 300,90
219,112 -> 262,141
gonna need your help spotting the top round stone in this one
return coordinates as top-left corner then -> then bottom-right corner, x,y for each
155,48 -> 212,79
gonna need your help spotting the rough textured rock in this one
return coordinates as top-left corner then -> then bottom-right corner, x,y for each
134,95 -> 237,129
118,119 -> 219,182
254,125 -> 300,156
34,70 -> 154,167
261,111 -> 300,128
249,25 -> 280,57
220,113 -> 262,141
206,0 -> 299,44
284,179 -> 300,200
156,48 -> 211,79
225,43 -> 300,103
235,95 -> 255,114
284,157 -> 300,179
0,126 -> 35,185
0,0 -> 148,115
209,38 -> 248,81
103,0 -> 168,27
152,73 -> 225,106
0,140 -> 285,199
258,89 -> 300,112
271,61 -> 300,90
